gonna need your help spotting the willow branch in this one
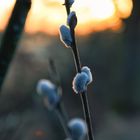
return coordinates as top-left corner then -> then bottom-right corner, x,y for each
0,0 -> 31,91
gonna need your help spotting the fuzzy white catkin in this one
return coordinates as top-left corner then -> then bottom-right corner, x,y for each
72,72 -> 89,93
37,79 -> 60,109
68,118 -> 87,140
72,66 -> 93,93
37,79 -> 55,95
59,25 -> 72,48
81,66 -> 93,84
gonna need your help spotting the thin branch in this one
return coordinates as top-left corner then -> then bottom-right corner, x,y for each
56,102 -> 71,139
0,0 -> 31,91
63,1 -> 94,140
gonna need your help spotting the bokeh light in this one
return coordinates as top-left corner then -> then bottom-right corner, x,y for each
0,0 -> 133,35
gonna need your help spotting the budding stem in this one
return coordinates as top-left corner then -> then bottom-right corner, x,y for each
56,102 -> 72,139
64,1 -> 94,140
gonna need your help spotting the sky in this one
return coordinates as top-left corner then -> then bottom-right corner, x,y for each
0,0 -> 133,35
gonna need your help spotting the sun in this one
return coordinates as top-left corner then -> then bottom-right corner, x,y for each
0,0 -> 133,35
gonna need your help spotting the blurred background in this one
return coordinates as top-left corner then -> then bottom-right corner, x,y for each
0,0 -> 140,140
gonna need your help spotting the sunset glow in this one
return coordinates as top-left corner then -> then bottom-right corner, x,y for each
0,0 -> 133,35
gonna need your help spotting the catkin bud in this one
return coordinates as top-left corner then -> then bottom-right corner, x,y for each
72,66 -> 93,93
68,118 -> 87,140
63,0 -> 74,7
72,72 -> 89,93
59,25 -> 72,48
81,66 -> 93,84
67,11 -> 77,29
37,79 -> 61,110
68,0 -> 74,7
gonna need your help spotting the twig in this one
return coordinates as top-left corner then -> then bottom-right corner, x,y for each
64,1 -> 94,140
47,58 -> 62,88
0,0 -> 31,91
41,60 -> 72,139
56,102 -> 72,139
64,0 -> 70,15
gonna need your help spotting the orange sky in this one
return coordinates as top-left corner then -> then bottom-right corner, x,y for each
0,0 -> 133,35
